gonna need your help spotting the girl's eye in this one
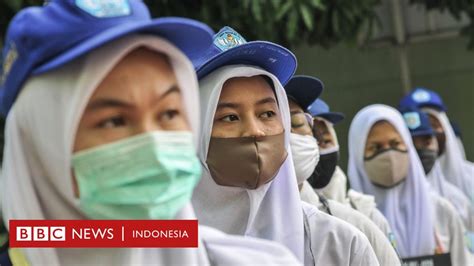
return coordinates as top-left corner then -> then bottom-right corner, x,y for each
160,110 -> 180,121
292,123 -> 304,128
261,111 -> 276,119
221,114 -> 239,122
372,144 -> 382,152
390,140 -> 401,148
98,116 -> 126,129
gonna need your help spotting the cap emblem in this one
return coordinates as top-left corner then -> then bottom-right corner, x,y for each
403,112 -> 421,130
214,27 -> 246,52
76,0 -> 131,18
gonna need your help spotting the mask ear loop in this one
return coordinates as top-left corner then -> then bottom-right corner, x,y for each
304,113 -> 314,128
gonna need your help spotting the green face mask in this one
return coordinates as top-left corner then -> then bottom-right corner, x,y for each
72,131 -> 201,220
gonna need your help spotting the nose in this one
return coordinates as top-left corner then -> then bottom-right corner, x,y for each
434,127 -> 443,134
135,115 -> 161,135
242,117 -> 266,138
382,143 -> 392,150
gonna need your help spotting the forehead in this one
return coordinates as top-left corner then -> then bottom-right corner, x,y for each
288,99 -> 304,112
427,113 -> 442,125
314,117 -> 330,130
94,48 -> 172,88
219,75 -> 275,101
367,120 -> 401,141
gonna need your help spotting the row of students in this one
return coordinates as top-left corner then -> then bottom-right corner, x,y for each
0,1 -> 472,265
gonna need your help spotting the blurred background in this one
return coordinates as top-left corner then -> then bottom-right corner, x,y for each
1,0 -> 473,169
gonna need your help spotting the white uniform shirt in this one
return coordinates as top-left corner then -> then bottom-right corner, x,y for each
431,193 -> 473,266
302,182 -> 400,266
302,201 -> 379,266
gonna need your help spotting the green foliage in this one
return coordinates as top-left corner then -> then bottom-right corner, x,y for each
0,0 -> 381,48
0,0 -> 472,49
147,0 -> 382,48
410,0 -> 474,49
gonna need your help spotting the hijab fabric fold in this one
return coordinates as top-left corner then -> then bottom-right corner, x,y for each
347,104 -> 436,258
192,65 -> 305,262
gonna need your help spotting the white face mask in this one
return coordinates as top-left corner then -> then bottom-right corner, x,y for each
290,133 -> 320,185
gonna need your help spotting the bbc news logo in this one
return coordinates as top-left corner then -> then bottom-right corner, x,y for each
17,227 -> 66,241
10,220 -> 198,248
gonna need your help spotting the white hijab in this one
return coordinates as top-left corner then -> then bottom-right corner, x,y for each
192,65 -> 305,262
1,35 -> 297,266
313,118 -> 347,202
427,162 -> 473,230
422,108 -> 474,205
347,104 -> 436,258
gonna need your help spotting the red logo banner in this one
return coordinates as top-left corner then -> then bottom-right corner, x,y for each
9,220 -> 198,248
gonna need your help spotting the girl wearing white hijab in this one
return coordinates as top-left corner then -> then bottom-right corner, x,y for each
400,108 -> 474,236
284,76 -> 400,265
1,33 -> 304,265
422,108 -> 474,206
399,88 -> 473,205
193,61 -> 378,265
306,99 -> 394,238
347,104 -> 471,265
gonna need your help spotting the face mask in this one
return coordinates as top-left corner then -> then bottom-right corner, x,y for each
290,133 -> 320,185
364,148 -> 409,188
206,131 -> 287,189
416,148 -> 437,175
435,133 -> 446,156
308,147 -> 339,189
72,131 -> 201,220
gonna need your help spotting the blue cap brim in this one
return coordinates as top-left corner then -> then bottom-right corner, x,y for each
285,76 -> 323,110
196,41 -> 297,85
316,112 -> 345,124
33,17 -> 213,74
410,130 -> 434,137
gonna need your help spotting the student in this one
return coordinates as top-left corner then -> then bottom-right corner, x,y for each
399,88 -> 474,204
192,26 -> 378,265
0,203 -> 7,266
307,98 -> 395,238
400,108 -> 474,246
0,2 -> 300,265
285,76 -> 401,265
347,104 -> 471,265
450,121 -> 468,160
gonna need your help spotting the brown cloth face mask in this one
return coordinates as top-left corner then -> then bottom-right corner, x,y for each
206,131 -> 288,189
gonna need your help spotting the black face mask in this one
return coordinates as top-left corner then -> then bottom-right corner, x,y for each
435,133 -> 446,157
307,151 -> 339,189
416,148 -> 437,175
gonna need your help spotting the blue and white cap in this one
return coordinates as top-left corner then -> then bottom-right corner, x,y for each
284,75 -> 323,110
399,87 -> 447,112
307,98 -> 345,124
193,26 -> 297,85
0,0 -> 214,116
399,106 -> 434,137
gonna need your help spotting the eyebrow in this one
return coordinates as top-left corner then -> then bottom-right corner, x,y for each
256,97 -> 277,106
216,102 -> 240,110
291,110 -> 304,115
86,85 -> 180,111
216,96 -> 277,111
86,98 -> 134,111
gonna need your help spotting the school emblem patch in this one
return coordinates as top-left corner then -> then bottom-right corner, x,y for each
412,89 -> 431,103
388,232 -> 398,251
214,26 -> 246,52
466,231 -> 474,253
76,0 -> 131,18
403,112 -> 421,130
1,42 -> 18,85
